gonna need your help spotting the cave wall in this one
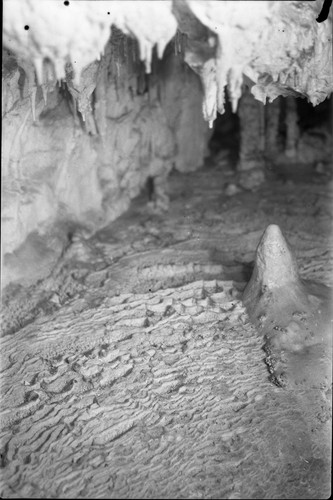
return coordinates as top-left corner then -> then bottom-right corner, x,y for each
2,33 -> 210,287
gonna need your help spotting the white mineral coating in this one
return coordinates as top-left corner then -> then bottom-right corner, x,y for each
3,0 -> 177,82
3,0 -> 333,127
187,0 -> 333,124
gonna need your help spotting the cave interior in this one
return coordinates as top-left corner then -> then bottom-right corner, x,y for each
1,1 -> 333,499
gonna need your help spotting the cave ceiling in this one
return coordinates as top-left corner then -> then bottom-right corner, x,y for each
3,0 -> 333,126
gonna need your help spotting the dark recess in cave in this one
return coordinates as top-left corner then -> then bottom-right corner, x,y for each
208,96 -> 240,165
297,94 -> 333,131
208,94 -> 332,173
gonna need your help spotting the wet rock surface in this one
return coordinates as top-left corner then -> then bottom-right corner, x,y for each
1,156 -> 332,499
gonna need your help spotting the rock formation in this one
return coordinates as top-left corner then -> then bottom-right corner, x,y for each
243,224 -> 332,390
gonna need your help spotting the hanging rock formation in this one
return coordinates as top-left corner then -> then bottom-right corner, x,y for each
3,0 -> 332,126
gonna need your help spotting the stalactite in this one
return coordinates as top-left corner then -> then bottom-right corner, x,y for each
178,31 -> 183,55
3,0 -> 332,129
199,59 -> 218,126
30,86 -> 37,122
185,0 -> 332,124
121,35 -> 125,64
45,61 -> 53,83
72,92 -> 78,119
227,67 -> 243,113
215,36 -> 228,116
18,61 -> 39,122
174,32 -> 178,56
54,59 -> 66,83
124,36 -> 129,72
113,36 -> 120,84
216,80 -> 225,115
70,52 -> 80,87
93,57 -> 107,139
143,41 -> 153,74
6,107 -> 31,181
83,109 -> 98,135
33,57 -> 43,86
41,85 -> 48,105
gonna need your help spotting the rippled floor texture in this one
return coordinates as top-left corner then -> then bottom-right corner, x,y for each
1,155 -> 332,499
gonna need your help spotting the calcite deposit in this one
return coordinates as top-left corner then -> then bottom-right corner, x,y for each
243,224 -> 332,391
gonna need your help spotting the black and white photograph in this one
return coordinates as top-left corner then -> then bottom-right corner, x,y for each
1,0 -> 332,498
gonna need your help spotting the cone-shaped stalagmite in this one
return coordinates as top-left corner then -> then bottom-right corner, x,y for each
243,224 -> 332,389
244,224 -> 299,290
243,224 -> 310,329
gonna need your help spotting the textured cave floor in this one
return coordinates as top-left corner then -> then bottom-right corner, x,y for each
1,150 -> 332,499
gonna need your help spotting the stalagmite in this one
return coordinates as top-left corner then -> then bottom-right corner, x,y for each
243,224 -> 332,389
285,96 -> 300,159
265,98 -> 282,158
237,86 -> 266,190
243,224 -> 303,313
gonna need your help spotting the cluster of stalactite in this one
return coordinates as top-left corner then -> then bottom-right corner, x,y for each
3,0 -> 333,129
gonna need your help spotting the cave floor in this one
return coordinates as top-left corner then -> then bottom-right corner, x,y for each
1,150 -> 332,499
